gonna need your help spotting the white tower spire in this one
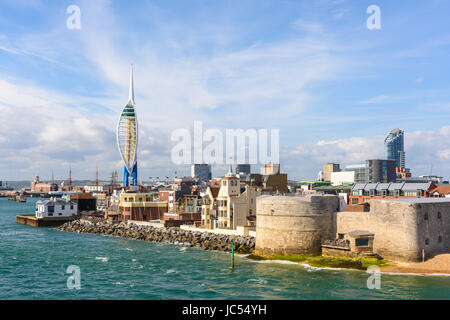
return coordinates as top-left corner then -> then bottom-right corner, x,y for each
128,64 -> 135,106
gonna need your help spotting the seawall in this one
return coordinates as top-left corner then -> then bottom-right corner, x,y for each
58,219 -> 255,253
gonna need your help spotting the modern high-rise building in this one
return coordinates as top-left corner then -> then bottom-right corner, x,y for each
236,164 -> 251,175
117,65 -> 138,187
191,164 -> 212,182
365,159 -> 396,183
384,128 -> 405,169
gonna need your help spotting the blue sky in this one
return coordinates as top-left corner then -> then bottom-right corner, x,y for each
0,0 -> 449,181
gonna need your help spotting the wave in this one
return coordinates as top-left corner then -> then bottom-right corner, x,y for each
95,257 -> 108,262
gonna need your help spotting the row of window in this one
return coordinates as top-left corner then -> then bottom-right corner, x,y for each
218,199 -> 228,207
352,190 -> 425,197
47,205 -> 74,212
123,197 -> 151,202
425,236 -> 443,245
222,180 -> 238,187
47,213 -> 76,217
423,212 -> 442,220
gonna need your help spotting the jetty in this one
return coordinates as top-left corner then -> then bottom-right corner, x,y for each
16,214 -> 78,227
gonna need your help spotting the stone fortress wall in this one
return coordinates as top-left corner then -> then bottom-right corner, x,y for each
255,194 -> 340,256
337,199 -> 450,262
256,195 -> 450,262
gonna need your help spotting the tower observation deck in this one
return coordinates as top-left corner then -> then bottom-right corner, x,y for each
117,65 -> 138,186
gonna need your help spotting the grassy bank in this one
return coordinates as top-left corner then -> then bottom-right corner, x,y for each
247,253 -> 387,270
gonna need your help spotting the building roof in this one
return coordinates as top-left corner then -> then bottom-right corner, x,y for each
210,187 -> 220,198
37,199 -> 76,206
387,183 -> 405,190
347,230 -> 374,237
429,185 -> 450,195
372,198 -> 450,204
402,182 -> 433,191
352,182 -> 435,192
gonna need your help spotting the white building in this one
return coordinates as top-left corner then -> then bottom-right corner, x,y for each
330,171 -> 356,186
35,198 -> 78,219
84,184 -> 106,193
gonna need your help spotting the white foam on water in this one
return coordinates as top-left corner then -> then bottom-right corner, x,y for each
166,269 -> 176,274
179,247 -> 187,252
381,271 -> 450,278
131,258 -> 136,262
95,257 -> 108,262
246,278 -> 268,285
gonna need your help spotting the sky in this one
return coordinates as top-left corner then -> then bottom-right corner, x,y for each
0,0 -> 449,182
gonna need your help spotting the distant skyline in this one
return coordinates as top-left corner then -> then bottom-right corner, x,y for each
0,0 -> 449,181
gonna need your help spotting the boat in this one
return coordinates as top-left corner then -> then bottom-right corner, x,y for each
16,195 -> 26,202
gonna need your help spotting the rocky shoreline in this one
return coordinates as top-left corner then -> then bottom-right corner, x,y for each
58,219 -> 255,253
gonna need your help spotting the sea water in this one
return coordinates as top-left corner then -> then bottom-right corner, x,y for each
0,197 -> 449,300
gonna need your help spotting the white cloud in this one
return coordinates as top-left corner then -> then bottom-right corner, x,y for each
286,126 -> 450,180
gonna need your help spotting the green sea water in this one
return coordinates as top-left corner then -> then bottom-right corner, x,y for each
0,197 -> 449,300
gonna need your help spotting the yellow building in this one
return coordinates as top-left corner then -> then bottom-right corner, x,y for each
119,192 -> 168,221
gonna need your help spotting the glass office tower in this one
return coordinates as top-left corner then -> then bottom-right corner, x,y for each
384,128 -> 405,169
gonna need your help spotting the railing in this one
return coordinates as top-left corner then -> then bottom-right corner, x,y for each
322,239 -> 350,248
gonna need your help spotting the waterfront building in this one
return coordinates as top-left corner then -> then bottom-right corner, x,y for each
200,187 -> 220,228
36,198 -> 78,218
117,65 -> 138,187
201,166 -> 260,230
191,164 -> 212,182
349,182 -> 436,204
119,192 -> 168,221
159,182 -> 192,212
69,192 -> 97,213
365,159 -> 396,183
93,193 -> 107,212
30,176 -> 58,193
384,128 -> 405,169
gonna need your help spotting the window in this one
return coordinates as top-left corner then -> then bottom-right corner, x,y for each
438,236 -> 442,243
352,198 -> 359,204
48,206 -> 54,213
424,213 -> 428,220
70,205 -> 74,210
356,238 -> 369,246
425,238 -> 429,245
438,212 -> 441,219
223,181 -> 227,186
58,213 -> 62,216
48,213 -> 53,217
62,205 -> 65,210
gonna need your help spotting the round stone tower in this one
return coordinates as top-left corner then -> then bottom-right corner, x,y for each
255,194 -> 340,256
